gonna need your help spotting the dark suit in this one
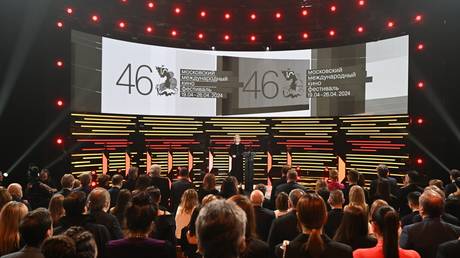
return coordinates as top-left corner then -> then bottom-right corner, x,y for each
57,188 -> 72,197
276,234 -> 353,258
445,183 -> 457,197
400,217 -> 460,258
412,213 -> 460,226
0,246 -> 44,258
445,195 -> 460,220
436,239 -> 460,258
401,210 -> 420,227
108,187 -> 121,208
398,183 -> 423,217
171,178 -> 193,212
270,176 -> 287,208
243,238 -> 270,258
275,182 -> 307,196
229,143 -> 245,183
106,238 -> 176,258
369,177 -> 399,198
89,210 -> 124,240
150,176 -> 171,209
267,211 -> 300,256
324,208 -> 343,238
254,206 -> 275,241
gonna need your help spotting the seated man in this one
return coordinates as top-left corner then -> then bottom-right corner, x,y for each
196,200 -> 247,258
250,190 -> 275,241
401,191 -> 421,227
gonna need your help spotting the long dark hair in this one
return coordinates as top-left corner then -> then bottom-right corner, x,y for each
333,206 -> 368,246
220,176 -> 238,199
296,193 -> 327,258
228,195 -> 258,240
372,206 -> 399,258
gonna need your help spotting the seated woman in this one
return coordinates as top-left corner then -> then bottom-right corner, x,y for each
353,205 -> 420,258
278,193 -> 352,258
106,192 -> 176,258
198,173 -> 219,202
334,206 -> 377,250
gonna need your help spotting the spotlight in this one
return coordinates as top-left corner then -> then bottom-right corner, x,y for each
56,21 -> 64,28
146,26 -> 153,33
416,158 -> 424,165
277,34 -> 283,41
358,0 -> 365,6
56,99 -> 64,107
197,32 -> 204,39
275,12 -> 282,19
91,181 -> 97,187
301,9 -> 308,16
56,137 -> 63,145
417,81 -> 425,89
302,32 -> 309,39
250,35 -> 256,42
250,13 -> 257,20
118,21 -> 126,29
121,0 -> 127,3
329,29 -> 336,37
171,30 -> 177,37
357,26 -> 364,33
330,5 -> 337,12
224,34 -> 230,41
387,20 -> 395,28
200,11 -> 206,17
56,60 -> 64,68
147,2 -> 154,9
415,14 -> 423,22
417,43 -> 424,51
66,7 -> 73,15
266,46 -> 270,51
2,173 -> 8,178
416,117 -> 424,125
91,15 -> 99,22
174,7 -> 181,14
211,46 -> 216,50
224,13 -> 231,20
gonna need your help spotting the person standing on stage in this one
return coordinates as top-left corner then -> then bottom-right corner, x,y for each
229,134 -> 245,185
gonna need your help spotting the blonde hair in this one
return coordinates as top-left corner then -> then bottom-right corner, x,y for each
48,194 -> 65,224
178,189 -> 198,214
348,185 -> 368,213
0,201 -> 28,255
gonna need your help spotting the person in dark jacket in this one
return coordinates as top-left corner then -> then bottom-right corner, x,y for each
87,187 -> 123,240
54,191 -> 110,258
250,190 -> 275,241
149,164 -> 171,209
276,193 -> 352,258
275,170 -> 307,197
444,169 -> 460,197
401,191 -> 421,227
267,189 -> 305,256
108,174 -> 123,208
324,190 -> 344,238
269,165 -> 290,208
333,206 -> 377,250
445,177 -> 460,220
400,189 -> 460,258
369,164 -> 399,198
436,239 -> 460,258
75,173 -> 92,196
123,167 -> 139,192
57,174 -> 74,198
171,168 -> 193,213
399,171 -> 423,217
342,169 -> 369,205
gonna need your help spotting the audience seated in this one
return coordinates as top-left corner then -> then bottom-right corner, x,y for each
354,205 -> 420,258
87,187 -> 123,240
400,189 -> 460,258
399,171 -> 424,217
219,176 -> 239,199
48,194 -> 65,225
97,174 -> 111,190
149,165 -> 171,209
195,199 -> 247,258
372,179 -> 399,211
62,227 -> 98,258
0,187 -> 12,210
401,191 -> 421,227
41,235 -> 76,258
324,190 -> 344,238
267,189 -> 305,256
179,206 -> 200,258
57,174 -> 74,197
228,195 -> 270,258
54,191 -> 110,258
315,179 -> 331,209
198,173 -> 219,202
175,189 -> 198,239
444,169 -> 460,196
270,165 -> 290,208
146,187 -> 176,246
134,175 -> 151,192
7,184 -> 30,210
106,192 -> 175,258
171,168 -> 193,212
275,169 -> 307,197
0,201 -> 29,256
370,165 -> 399,198
253,184 -> 271,208
0,208 -> 52,258
274,192 -> 289,218
109,189 -> 131,232
108,175 -> 123,208
250,190 -> 275,242
334,206 -> 377,250
75,173 -> 92,196
277,193 -> 352,258
411,186 -> 460,225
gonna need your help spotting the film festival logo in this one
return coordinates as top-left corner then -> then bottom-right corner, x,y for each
282,69 -> 305,98
155,66 -> 178,96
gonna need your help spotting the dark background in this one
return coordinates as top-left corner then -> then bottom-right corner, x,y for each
0,0 -> 459,184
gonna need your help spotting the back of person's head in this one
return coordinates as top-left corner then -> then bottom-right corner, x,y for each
329,169 -> 339,181
450,169 -> 460,181
201,194 -> 218,206
254,184 -> 267,195
63,191 -> 87,216
127,167 -> 139,180
371,206 -> 399,258
79,173 -> 91,187
20,208 -> 52,247
135,175 -> 151,191
228,195 -> 257,240
149,164 -> 162,177
249,190 -> 264,206
178,168 -> 189,178
41,235 -> 76,258
0,187 -> 12,211
281,165 -> 291,176
7,183 -> 23,199
287,169 -> 298,182
376,164 -> 389,178
275,192 -> 289,212
420,189 -> 444,218
0,201 -> 28,255
315,179 -> 327,192
296,193 -> 328,258
125,192 -> 156,234
289,189 -> 305,210
202,173 -> 216,190
369,199 -> 389,221
333,206 -> 368,245
406,170 -> 419,184
221,176 -> 238,198
114,189 -> 132,211
145,186 -> 161,205
349,185 -> 366,207
407,191 -> 421,208
73,179 -> 81,189
179,189 -> 198,214
97,174 -> 110,189
111,174 -> 123,187
424,185 -> 445,199
49,194 -> 65,224
347,169 -> 360,184
196,200 -> 247,258
61,174 -> 75,189
428,179 -> 444,190
64,227 -> 97,258
328,190 -> 344,208
87,187 -> 110,212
